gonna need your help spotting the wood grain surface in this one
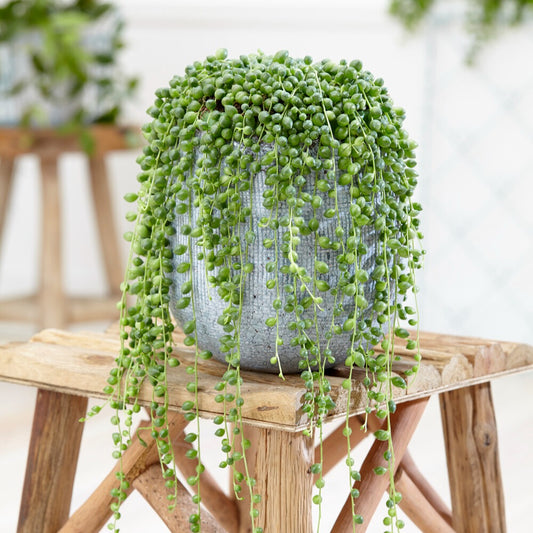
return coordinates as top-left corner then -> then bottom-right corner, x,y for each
1,327 -> 531,430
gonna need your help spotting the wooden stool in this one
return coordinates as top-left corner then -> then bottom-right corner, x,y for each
0,126 -> 140,329
1,326 -> 532,532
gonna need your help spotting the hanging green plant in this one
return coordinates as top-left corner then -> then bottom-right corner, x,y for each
389,0 -> 533,61
98,49 -> 423,532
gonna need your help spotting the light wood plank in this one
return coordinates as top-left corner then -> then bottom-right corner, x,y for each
39,156 -> 66,329
0,126 -> 141,158
0,336 -> 308,429
0,156 -> 15,255
1,327 -> 532,430
67,296 -> 121,323
17,390 -> 88,533
0,295 -> 118,323
474,343 -> 505,376
87,156 -> 124,295
0,295 -> 39,322
236,426 -> 314,533
440,382 -> 506,533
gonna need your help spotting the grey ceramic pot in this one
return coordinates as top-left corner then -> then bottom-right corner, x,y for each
170,148 -> 380,374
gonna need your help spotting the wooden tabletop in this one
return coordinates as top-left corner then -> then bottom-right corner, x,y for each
0,325 -> 532,431
0,125 -> 142,158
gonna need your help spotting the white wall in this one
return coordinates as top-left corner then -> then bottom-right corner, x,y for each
1,0 -> 531,345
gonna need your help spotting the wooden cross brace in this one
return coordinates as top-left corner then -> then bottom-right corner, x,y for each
16,392 -> 458,533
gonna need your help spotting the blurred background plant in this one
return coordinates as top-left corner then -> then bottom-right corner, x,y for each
0,0 -> 137,145
389,0 -> 533,61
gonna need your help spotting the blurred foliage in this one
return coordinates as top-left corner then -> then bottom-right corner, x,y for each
0,0 -> 137,137
389,0 -> 533,60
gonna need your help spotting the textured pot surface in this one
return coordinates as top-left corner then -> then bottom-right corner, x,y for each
170,149 -> 380,374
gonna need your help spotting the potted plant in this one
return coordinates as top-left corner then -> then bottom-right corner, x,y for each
98,49 -> 424,532
0,0 -> 137,148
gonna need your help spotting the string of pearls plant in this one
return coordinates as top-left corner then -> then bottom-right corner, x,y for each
98,50 -> 423,532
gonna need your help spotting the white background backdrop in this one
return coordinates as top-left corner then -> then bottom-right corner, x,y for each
1,0 -> 532,342
0,1 -> 532,531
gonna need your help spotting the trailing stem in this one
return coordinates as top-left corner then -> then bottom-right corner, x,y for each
101,50 -> 423,533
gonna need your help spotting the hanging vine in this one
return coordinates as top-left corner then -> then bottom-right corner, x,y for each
100,50 -> 423,532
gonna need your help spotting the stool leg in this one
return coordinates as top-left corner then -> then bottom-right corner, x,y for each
236,426 -> 314,533
62,412 -> 188,533
40,156 -> 66,328
133,463 -> 221,532
400,451 -> 453,526
173,429 -> 240,532
316,413 -> 385,477
17,390 -> 88,533
394,466 -> 455,533
0,157 -> 15,257
440,382 -> 506,533
331,397 -> 429,532
88,156 -> 123,296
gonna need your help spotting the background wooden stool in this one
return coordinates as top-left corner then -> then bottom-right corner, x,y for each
0,126 -> 140,330
1,326 -> 531,532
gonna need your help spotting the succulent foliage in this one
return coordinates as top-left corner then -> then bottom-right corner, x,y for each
101,50 -> 423,532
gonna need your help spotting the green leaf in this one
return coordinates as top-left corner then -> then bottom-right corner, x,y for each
94,53 -> 114,65
31,53 -> 46,73
124,193 -> 138,203
395,327 -> 410,339
373,430 -> 390,441
391,376 -> 407,389
8,81 -> 26,96
79,130 -> 95,155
